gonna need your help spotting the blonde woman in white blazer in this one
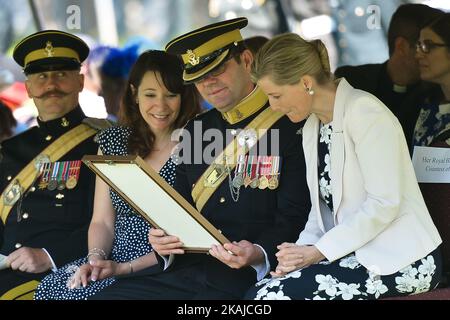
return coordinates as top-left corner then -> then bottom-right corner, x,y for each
245,33 -> 442,300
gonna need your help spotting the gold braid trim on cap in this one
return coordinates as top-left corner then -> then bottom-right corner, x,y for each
181,30 -> 242,65
24,47 -> 80,67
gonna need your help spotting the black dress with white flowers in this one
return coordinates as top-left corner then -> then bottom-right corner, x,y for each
34,126 -> 177,300
318,123 -> 333,213
412,102 -> 450,148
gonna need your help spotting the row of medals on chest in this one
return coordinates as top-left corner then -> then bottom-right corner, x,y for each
205,128 -> 281,190
3,154 -> 81,207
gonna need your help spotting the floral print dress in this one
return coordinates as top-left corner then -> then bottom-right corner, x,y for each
245,124 -> 442,300
412,102 -> 450,147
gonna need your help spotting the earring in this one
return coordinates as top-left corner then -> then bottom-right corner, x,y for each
306,87 -> 314,96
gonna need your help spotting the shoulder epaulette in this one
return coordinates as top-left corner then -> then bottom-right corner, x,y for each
82,118 -> 116,131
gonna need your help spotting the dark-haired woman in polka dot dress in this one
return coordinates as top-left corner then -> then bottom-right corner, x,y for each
35,50 -> 202,300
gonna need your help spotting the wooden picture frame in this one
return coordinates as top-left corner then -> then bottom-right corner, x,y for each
82,155 -> 229,253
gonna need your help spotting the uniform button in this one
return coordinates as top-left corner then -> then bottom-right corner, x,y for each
22,213 -> 29,219
30,187 -> 36,192
7,176 -> 12,181
219,197 -> 225,203
15,243 -> 22,249
45,135 -> 52,141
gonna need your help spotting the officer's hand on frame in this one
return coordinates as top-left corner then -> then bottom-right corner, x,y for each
148,228 -> 184,256
7,247 -> 52,273
209,240 -> 264,269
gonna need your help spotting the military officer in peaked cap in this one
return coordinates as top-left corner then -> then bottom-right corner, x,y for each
91,18 -> 310,300
0,30 -> 110,299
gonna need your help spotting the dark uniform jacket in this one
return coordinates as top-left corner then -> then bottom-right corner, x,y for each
162,97 -> 311,298
0,106 -> 98,269
335,62 -> 430,153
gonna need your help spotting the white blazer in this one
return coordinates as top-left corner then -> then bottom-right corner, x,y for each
297,78 -> 442,275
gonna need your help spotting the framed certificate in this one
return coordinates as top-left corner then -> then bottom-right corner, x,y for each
82,155 -> 229,253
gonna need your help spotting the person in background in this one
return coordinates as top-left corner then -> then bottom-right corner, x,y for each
0,101 -> 16,142
0,30 -> 107,300
99,45 -> 140,120
412,13 -> 450,148
89,17 -> 310,300
335,4 -> 443,152
246,32 -> 442,300
34,50 -> 201,300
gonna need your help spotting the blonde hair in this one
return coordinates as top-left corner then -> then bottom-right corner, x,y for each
252,33 -> 333,86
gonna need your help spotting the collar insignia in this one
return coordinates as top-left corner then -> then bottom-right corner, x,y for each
61,117 -> 69,127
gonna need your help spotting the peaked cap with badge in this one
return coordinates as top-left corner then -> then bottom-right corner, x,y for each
165,17 -> 248,83
13,30 -> 89,75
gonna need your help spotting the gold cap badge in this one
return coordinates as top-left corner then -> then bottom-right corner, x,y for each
45,41 -> 54,57
186,50 -> 200,66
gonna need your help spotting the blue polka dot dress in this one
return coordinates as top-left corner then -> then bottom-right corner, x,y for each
34,126 -> 177,300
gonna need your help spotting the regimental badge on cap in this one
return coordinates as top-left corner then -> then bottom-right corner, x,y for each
45,41 -> 54,57
186,50 -> 200,66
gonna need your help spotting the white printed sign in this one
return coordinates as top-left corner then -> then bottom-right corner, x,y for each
412,146 -> 450,183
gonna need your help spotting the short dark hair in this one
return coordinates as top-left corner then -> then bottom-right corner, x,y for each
229,41 -> 247,64
388,4 -> 443,56
118,50 -> 202,158
244,36 -> 269,56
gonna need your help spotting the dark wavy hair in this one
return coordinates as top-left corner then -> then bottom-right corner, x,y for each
423,12 -> 450,104
426,12 -> 450,47
118,50 -> 202,157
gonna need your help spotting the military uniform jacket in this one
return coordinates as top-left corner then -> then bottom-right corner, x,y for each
0,106 -> 98,267
166,95 -> 311,297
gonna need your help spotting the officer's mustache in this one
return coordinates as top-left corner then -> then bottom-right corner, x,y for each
34,89 -> 68,99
